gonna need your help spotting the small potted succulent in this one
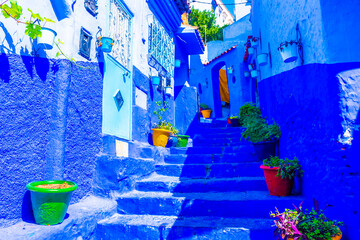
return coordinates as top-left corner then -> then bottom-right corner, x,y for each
261,156 -> 303,196
98,36 -> 115,53
278,40 -> 299,63
241,117 -> 281,161
200,104 -> 212,118
26,180 -> 77,225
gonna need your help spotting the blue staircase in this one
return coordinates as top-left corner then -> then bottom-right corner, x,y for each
96,121 -> 303,239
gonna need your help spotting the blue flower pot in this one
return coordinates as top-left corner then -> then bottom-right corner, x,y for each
99,37 -> 114,53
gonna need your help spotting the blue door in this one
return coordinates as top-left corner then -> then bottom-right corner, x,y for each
102,55 -> 132,140
102,0 -> 133,140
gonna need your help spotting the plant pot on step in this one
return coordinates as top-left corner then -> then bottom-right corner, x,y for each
176,135 -> 190,147
37,27 -> 57,50
26,180 -> 77,225
252,140 -> 277,161
260,166 -> 293,196
151,128 -> 172,147
284,233 -> 342,240
201,109 -> 212,118
230,118 -> 241,127
248,47 -> 254,55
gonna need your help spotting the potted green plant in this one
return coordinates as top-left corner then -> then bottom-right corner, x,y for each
152,101 -> 177,147
241,117 -> 281,161
176,134 -> 190,147
229,115 -> 241,127
200,104 -> 212,118
239,102 -> 262,126
26,180 -> 77,225
261,156 -> 303,196
270,204 -> 303,240
278,40 -> 299,63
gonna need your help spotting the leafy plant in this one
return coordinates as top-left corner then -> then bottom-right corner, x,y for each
263,156 -> 303,180
200,103 -> 211,110
153,101 -> 178,135
239,102 -> 261,126
229,115 -> 239,119
298,200 -> 343,240
241,117 -> 281,143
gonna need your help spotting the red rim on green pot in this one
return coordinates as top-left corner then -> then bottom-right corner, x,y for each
260,166 -> 294,196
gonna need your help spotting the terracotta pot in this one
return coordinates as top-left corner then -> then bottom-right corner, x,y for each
283,234 -> 342,240
151,128 -> 172,147
260,165 -> 294,196
201,109 -> 212,118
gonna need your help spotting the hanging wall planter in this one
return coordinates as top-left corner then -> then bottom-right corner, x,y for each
98,37 -> 114,53
250,70 -> 258,78
244,71 -> 250,77
250,37 -> 259,48
278,41 -> 298,63
165,86 -> 172,95
26,180 -> 77,225
175,59 -> 181,68
152,76 -> 161,85
257,53 -> 268,66
37,27 -> 57,49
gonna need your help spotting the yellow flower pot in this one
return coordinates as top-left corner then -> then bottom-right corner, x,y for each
201,110 -> 212,118
152,128 -> 172,147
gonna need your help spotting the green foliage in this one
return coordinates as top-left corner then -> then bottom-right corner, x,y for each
153,101 -> 178,135
263,156 -> 304,180
200,103 -> 211,110
241,117 -> 281,143
270,205 -> 303,240
189,8 -> 227,42
239,102 -> 261,126
0,0 -> 22,19
229,116 -> 239,119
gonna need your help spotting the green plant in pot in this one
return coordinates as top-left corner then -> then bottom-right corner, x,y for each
261,156 -> 303,196
26,180 -> 77,225
241,117 -> 281,161
239,102 -> 262,126
152,101 -> 177,147
229,115 -> 241,127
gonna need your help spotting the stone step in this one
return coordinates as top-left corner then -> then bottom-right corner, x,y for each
96,214 -> 274,240
193,136 -> 249,147
155,162 -> 263,178
195,126 -> 244,134
116,191 -> 304,219
135,174 -> 267,193
170,145 -> 254,155
164,153 -> 258,164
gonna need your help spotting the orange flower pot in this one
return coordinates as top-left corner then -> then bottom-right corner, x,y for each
152,128 -> 172,147
284,233 -> 342,240
201,110 -> 212,118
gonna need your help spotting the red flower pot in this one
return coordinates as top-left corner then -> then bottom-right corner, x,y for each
260,165 -> 294,196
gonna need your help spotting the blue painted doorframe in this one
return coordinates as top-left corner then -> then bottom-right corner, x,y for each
102,54 -> 132,140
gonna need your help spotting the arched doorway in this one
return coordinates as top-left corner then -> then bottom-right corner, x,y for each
211,61 -> 230,118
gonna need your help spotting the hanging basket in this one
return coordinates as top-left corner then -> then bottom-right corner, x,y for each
248,47 -> 254,55
250,70 -> 258,78
250,38 -> 259,48
98,37 -> 114,53
278,41 -> 298,63
165,86 -> 172,95
152,76 -> 161,85
37,27 -> 57,50
257,53 -> 268,66
244,71 -> 250,77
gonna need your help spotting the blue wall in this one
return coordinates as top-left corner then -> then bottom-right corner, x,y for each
0,54 -> 103,227
259,63 -> 360,239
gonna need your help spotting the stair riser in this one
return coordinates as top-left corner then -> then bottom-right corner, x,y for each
193,137 -> 248,145
165,154 -> 258,164
135,180 -> 267,193
116,198 -> 304,218
155,164 -> 263,178
96,223 -> 250,240
170,146 -> 254,155
195,127 -> 245,134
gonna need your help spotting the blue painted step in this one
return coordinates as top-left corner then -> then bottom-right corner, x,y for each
96,214 -> 265,240
193,137 -> 249,147
170,145 -> 254,155
164,153 -> 258,164
135,174 -> 267,192
116,191 -> 304,219
155,162 -> 263,178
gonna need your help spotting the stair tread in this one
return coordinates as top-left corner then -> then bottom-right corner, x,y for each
118,190 -> 304,201
156,162 -> 261,166
138,173 -> 265,183
98,213 -> 273,230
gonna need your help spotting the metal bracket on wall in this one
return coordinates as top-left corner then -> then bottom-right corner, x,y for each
296,23 -> 304,65
268,42 -> 272,68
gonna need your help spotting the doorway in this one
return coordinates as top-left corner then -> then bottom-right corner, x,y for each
211,61 -> 230,118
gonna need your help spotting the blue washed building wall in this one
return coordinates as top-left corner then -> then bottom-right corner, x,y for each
251,0 -> 360,238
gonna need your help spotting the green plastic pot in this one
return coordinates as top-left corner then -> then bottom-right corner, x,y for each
26,180 -> 77,225
176,135 -> 190,147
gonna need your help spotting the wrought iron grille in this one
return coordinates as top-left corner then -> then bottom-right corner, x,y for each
148,16 -> 175,78
109,0 -> 132,69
